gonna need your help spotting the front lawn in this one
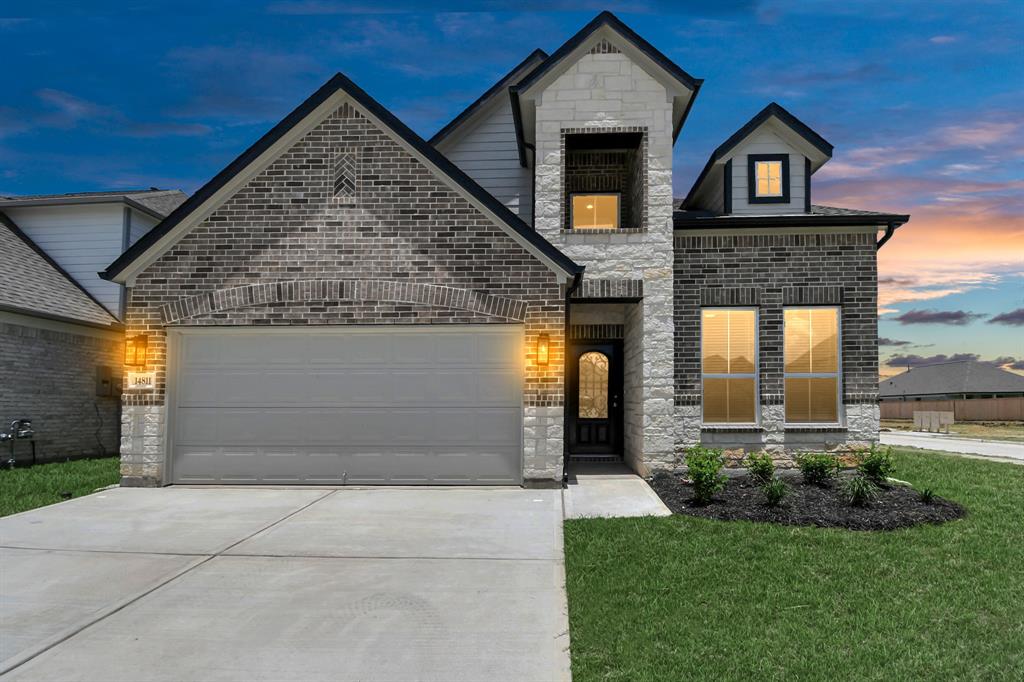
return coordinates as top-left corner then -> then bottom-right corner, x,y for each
0,457 -> 120,517
564,449 -> 1024,681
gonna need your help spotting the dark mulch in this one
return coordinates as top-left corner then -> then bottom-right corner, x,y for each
648,471 -> 965,531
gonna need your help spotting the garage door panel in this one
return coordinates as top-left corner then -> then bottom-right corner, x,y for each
170,326 -> 524,484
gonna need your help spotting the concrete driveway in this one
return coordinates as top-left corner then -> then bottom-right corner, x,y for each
0,487 -> 570,682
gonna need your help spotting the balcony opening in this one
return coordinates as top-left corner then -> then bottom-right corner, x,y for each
564,132 -> 644,231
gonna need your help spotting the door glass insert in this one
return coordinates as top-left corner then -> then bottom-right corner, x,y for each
578,352 -> 609,419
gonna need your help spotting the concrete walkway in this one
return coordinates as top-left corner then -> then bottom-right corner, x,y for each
881,431 -> 1024,464
563,463 -> 670,519
0,487 -> 570,682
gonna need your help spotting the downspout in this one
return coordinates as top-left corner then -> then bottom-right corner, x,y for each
526,142 -> 536,228
876,221 -> 899,249
561,270 -> 584,488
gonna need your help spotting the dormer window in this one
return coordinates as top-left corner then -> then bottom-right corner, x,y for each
571,193 -> 620,230
748,153 -> 790,203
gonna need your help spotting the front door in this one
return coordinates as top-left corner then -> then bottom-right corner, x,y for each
567,341 -> 623,457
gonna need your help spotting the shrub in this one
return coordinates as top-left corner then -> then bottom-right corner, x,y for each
844,475 -> 878,507
746,452 -> 775,484
796,453 -> 839,486
686,445 -> 727,505
762,478 -> 789,508
919,487 -> 936,504
858,445 -> 896,483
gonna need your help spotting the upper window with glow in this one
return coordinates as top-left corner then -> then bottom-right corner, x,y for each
571,194 -> 620,230
755,160 -> 783,197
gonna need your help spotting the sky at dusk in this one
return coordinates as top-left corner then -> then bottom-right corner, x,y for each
2,1 -> 1021,377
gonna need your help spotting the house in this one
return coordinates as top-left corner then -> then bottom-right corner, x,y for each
0,189 -> 186,460
101,11 -> 909,488
879,361 -> 1024,421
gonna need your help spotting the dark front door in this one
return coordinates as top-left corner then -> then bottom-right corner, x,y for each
567,341 -> 623,457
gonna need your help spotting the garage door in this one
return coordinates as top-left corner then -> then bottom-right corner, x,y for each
168,326 -> 523,485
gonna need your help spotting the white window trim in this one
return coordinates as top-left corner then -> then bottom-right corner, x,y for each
755,160 -> 784,197
569,192 -> 621,230
700,306 -> 760,426
783,306 -> 844,427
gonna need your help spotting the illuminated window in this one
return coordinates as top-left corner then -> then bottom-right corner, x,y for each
784,308 -> 840,423
701,309 -> 757,423
748,154 -> 789,203
755,160 -> 783,196
571,194 -> 619,230
578,352 -> 609,419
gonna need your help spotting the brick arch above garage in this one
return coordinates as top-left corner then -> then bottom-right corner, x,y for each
160,279 -> 529,324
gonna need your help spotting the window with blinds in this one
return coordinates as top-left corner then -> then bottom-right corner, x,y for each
784,307 -> 840,423
701,309 -> 757,423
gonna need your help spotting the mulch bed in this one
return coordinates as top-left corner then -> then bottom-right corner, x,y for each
648,471 -> 965,531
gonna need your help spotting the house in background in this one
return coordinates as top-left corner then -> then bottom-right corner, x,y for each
880,360 -> 1024,421
0,189 -> 186,460
102,11 -> 909,488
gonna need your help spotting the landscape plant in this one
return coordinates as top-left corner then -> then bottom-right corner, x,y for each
685,445 -> 727,505
762,478 -> 789,507
745,451 -> 775,484
858,445 -> 896,483
796,452 -> 839,486
844,474 -> 878,507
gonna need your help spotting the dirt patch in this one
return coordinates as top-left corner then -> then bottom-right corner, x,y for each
648,471 -> 965,531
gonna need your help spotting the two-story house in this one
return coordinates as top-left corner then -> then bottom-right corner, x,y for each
0,189 -> 185,459
102,12 -> 908,487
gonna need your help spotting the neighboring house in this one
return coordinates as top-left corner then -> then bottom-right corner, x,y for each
880,361 -> 1024,401
102,11 -> 909,488
0,189 -> 185,460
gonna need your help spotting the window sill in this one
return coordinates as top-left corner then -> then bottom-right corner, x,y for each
702,425 -> 764,433
561,228 -> 646,235
784,425 -> 847,433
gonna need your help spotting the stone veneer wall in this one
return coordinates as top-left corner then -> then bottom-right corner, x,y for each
533,48 -> 676,473
673,231 -> 880,464
120,100 -> 567,486
1,318 -> 122,461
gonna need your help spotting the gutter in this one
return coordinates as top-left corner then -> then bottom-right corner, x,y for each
561,269 -> 584,488
876,220 -> 901,250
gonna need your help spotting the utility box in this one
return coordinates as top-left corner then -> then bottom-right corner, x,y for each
96,365 -> 113,397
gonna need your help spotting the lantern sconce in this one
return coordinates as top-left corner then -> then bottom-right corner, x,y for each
125,334 -> 148,367
536,333 -> 550,367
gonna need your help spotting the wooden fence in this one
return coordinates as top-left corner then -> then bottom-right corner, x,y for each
880,396 -> 1024,421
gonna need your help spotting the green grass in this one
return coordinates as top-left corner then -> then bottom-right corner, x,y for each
0,457 -> 120,517
564,449 -> 1024,681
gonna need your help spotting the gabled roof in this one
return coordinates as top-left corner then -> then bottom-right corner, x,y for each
510,11 -> 702,164
0,211 -> 120,328
683,102 -> 833,208
430,48 -> 548,147
879,361 -> 1024,398
102,72 -> 583,283
0,188 -> 187,220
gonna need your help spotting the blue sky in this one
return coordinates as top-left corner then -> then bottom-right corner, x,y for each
2,1 -> 1022,374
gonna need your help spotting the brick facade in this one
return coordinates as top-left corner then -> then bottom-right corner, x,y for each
673,231 -> 880,461
1,318 -> 122,461
120,100 -> 567,485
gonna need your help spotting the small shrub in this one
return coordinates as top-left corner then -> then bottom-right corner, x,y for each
844,475 -> 878,507
685,445 -> 727,505
858,445 -> 896,483
746,452 -> 775,484
796,453 -> 839,486
919,487 -> 936,504
762,478 -> 789,508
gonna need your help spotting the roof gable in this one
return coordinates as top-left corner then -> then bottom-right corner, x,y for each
880,361 -> 1024,397
0,211 -> 119,328
683,102 -> 833,209
103,72 -> 581,284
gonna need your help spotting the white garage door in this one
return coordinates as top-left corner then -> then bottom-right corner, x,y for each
168,326 -> 523,485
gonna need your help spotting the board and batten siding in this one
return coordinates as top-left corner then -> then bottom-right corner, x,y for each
6,204 -> 126,315
726,128 -> 807,215
437,97 -> 534,224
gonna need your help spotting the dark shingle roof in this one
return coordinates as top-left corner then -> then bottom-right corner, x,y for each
673,205 -> 910,229
0,189 -> 187,219
879,361 -> 1024,398
0,212 -> 119,327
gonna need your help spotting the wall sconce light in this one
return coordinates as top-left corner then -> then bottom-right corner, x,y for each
125,334 -> 148,367
536,333 -> 550,367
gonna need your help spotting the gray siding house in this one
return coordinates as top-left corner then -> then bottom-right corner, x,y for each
102,12 -> 909,487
